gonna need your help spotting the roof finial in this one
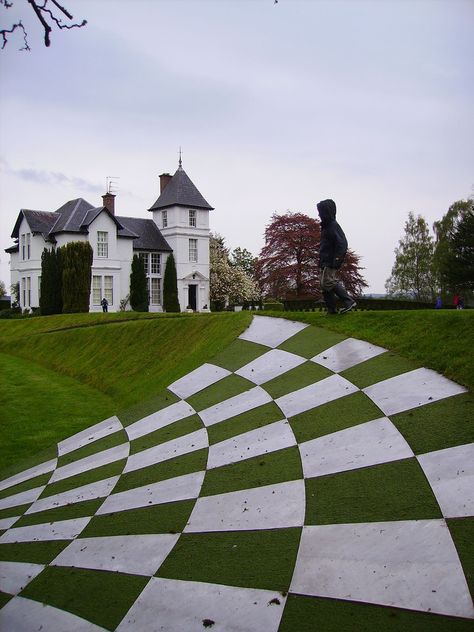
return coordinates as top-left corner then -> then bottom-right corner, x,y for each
178,147 -> 182,169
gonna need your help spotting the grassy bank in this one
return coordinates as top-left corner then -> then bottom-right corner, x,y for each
0,312 -> 252,471
278,310 -> 474,391
1,309 -> 472,473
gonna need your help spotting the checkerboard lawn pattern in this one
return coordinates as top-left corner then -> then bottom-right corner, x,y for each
0,316 -> 472,631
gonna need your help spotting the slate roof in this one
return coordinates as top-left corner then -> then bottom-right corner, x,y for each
148,167 -> 214,211
8,199 -> 172,255
50,198 -> 95,233
11,210 -> 57,240
117,217 -> 172,251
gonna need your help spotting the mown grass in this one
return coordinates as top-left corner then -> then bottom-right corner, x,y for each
0,312 -> 251,475
278,310 -> 474,391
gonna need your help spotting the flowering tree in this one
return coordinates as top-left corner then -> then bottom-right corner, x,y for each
255,211 -> 367,299
210,234 -> 260,309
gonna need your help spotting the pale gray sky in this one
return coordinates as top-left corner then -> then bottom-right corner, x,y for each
1,0 -> 473,293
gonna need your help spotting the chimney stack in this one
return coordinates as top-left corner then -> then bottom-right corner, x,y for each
159,173 -> 172,193
102,192 -> 116,216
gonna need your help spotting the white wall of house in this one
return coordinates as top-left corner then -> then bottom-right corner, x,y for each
15,217 -> 52,310
154,205 -> 210,311
88,212 -> 133,312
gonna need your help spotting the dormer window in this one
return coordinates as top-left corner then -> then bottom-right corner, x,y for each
162,211 -> 168,228
97,231 -> 108,257
189,209 -> 196,227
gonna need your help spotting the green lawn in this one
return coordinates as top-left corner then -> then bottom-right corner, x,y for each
0,312 -> 252,474
276,310 -> 474,391
0,310 -> 472,631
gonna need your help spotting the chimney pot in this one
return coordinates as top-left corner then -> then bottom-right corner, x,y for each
102,193 -> 116,216
159,173 -> 172,194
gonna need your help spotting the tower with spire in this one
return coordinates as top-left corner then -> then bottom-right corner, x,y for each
148,157 -> 213,312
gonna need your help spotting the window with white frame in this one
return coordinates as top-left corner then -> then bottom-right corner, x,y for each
151,253 -> 161,274
104,276 -> 113,304
92,275 -> 114,306
38,276 -> 41,302
139,252 -> 149,275
189,238 -> 198,262
27,277 -> 31,306
162,211 -> 168,228
21,277 -> 26,306
26,233 -> 31,259
150,278 -> 161,305
189,209 -> 196,227
21,234 -> 25,260
97,231 -> 108,257
92,276 -> 102,305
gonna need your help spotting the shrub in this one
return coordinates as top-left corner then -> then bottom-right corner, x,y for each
163,253 -> 180,313
130,254 -> 149,312
61,242 -> 93,313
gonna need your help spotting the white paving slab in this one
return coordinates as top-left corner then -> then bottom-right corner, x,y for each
235,349 -> 306,385
97,471 -> 205,515
363,368 -> 467,416
52,534 -> 180,576
50,443 -> 129,483
291,520 -> 474,619
0,595 -> 106,631
0,486 -> 46,511
299,417 -> 414,479
199,386 -> 272,427
312,338 -> 387,373
0,561 -> 45,595
0,516 -> 20,530
0,459 -> 56,493
184,480 -> 305,532
124,429 -> 208,474
126,400 -> 196,441
57,415 -> 123,456
168,363 -> 231,399
0,517 -> 92,543
25,476 -> 120,515
116,577 -> 287,632
238,315 -> 308,348
276,374 -> 359,418
207,419 -> 296,470
417,443 -> 474,518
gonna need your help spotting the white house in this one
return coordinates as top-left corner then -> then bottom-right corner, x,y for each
6,163 -> 213,313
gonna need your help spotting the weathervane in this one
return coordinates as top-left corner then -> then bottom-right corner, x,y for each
178,147 -> 183,169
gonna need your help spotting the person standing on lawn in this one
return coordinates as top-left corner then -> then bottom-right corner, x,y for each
317,198 -> 357,315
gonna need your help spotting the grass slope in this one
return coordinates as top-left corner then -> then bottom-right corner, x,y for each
0,312 -> 251,473
278,310 -> 474,391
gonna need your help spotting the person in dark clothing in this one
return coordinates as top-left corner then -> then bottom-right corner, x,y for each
101,297 -> 108,313
317,199 -> 356,314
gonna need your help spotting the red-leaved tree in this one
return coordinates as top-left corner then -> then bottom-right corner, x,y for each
255,211 -> 367,300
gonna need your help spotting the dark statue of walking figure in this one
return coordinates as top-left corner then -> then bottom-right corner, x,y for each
317,199 -> 357,315
101,297 -> 108,313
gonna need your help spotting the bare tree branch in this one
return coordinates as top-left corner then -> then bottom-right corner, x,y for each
1,0 -> 86,51
1,20 -> 30,50
27,0 -> 52,46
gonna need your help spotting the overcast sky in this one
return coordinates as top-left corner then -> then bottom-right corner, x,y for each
1,0 -> 473,293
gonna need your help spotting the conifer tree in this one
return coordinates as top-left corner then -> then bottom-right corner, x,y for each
130,254 -> 149,311
40,248 -> 63,315
163,253 -> 180,312
61,242 -> 93,312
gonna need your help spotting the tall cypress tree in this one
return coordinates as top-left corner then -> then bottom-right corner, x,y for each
61,242 -> 93,312
40,248 -> 53,315
163,253 -> 180,312
130,254 -> 149,311
40,247 -> 63,315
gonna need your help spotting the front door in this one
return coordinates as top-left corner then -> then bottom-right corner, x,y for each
188,284 -> 197,311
